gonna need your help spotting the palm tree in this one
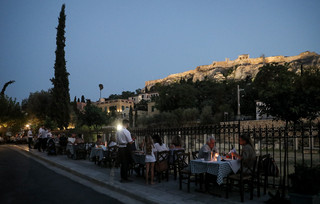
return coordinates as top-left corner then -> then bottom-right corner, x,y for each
99,84 -> 103,99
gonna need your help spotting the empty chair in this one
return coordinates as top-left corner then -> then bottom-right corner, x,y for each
74,143 -> 87,160
226,156 -> 258,202
176,152 -> 196,193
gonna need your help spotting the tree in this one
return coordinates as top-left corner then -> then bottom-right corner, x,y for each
81,95 -> 85,103
294,67 -> 320,120
1,80 -> 15,95
108,91 -> 135,100
254,64 -> 299,122
253,63 -> 320,197
135,88 -> 141,95
72,96 -> 78,115
129,106 -> 133,127
156,83 -> 197,112
0,95 -> 25,139
25,90 -> 52,121
200,106 -> 214,124
134,108 -> 138,127
182,108 -> 199,123
121,91 -> 135,99
79,103 -> 107,129
50,4 -> 70,129
99,84 -> 103,99
135,99 -> 148,111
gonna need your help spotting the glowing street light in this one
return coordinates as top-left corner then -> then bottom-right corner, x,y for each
117,124 -> 123,131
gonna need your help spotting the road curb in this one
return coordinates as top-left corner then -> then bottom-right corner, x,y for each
13,145 -> 158,204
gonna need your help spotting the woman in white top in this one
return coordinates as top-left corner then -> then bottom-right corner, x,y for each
153,134 -> 168,152
145,136 -> 156,185
108,135 -> 117,147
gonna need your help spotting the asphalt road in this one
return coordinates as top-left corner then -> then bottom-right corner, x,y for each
0,146 -> 123,204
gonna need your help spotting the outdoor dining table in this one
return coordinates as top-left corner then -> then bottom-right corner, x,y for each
90,147 -> 108,161
190,158 -> 240,185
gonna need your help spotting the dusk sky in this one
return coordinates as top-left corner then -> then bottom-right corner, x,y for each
1,0 -> 319,103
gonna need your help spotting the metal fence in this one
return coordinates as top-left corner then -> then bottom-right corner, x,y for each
128,121 -> 320,189
64,121 -> 320,190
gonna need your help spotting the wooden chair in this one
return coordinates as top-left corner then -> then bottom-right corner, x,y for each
169,149 -> 185,180
74,143 -> 87,160
226,156 -> 258,202
155,150 -> 170,183
176,152 -> 194,192
191,151 -> 199,186
105,146 -> 119,168
257,154 -> 272,197
191,151 -> 199,160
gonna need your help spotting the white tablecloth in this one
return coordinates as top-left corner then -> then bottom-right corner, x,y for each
66,144 -> 75,155
90,147 -> 107,161
190,159 -> 240,185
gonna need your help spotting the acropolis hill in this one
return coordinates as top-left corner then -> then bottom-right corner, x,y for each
145,51 -> 320,90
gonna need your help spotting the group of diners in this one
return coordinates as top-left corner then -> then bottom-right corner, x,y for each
27,125 -> 68,155
74,118 -> 257,189
29,120 -> 257,195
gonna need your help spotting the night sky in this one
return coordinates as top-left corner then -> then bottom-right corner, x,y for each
1,0 -> 319,103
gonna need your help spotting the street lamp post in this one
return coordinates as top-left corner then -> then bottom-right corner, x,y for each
237,85 -> 244,120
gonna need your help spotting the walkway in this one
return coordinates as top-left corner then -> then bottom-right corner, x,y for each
11,145 -> 270,204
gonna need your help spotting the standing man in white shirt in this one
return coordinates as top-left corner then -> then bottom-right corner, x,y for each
38,125 -> 45,152
27,129 -> 33,148
116,119 -> 133,183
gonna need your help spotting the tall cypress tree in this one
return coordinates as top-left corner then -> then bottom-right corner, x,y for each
129,106 -> 133,127
51,4 -> 70,129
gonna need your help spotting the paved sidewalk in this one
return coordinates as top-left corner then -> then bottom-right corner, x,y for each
13,145 -> 269,204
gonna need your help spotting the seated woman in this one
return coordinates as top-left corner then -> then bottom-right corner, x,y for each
75,134 -> 84,144
153,134 -> 168,152
108,135 -> 117,148
170,136 -> 183,149
231,133 -> 256,175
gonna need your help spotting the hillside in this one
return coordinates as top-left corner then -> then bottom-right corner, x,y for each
145,51 -> 320,89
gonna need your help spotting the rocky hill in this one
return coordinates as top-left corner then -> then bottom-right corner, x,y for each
145,51 -> 320,90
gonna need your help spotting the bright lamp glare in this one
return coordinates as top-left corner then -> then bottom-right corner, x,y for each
117,124 -> 123,131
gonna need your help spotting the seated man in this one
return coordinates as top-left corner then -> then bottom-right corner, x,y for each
198,135 -> 219,159
198,135 -> 219,191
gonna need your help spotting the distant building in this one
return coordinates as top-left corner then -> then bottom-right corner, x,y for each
147,101 -> 159,116
129,92 -> 159,104
93,98 -> 134,119
256,101 -> 274,120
